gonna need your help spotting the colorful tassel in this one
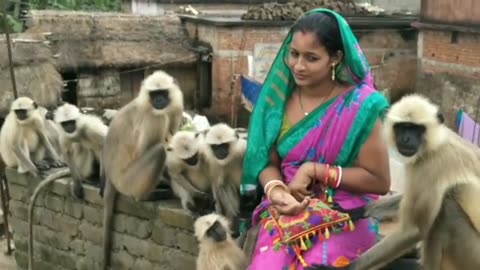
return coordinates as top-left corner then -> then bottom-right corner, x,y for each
293,245 -> 308,267
305,237 -> 312,248
300,237 -> 307,250
349,220 -> 355,231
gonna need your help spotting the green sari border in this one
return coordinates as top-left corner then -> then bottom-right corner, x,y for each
337,91 -> 390,167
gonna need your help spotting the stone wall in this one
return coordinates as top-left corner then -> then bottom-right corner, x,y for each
416,28 -> 480,128
181,16 -> 418,124
6,168 -> 197,270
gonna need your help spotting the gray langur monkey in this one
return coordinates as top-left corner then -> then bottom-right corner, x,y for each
308,94 -> 480,270
0,97 -> 63,178
54,103 -> 108,199
204,123 -> 246,221
166,131 -> 214,216
194,213 -> 248,270
101,70 -> 184,270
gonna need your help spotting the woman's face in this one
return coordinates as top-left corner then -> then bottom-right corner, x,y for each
286,31 -> 338,87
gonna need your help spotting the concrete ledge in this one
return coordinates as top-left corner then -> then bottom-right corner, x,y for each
6,168 -> 197,270
179,14 -> 418,29
412,21 -> 480,34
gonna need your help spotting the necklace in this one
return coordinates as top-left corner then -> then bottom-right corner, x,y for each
298,84 -> 337,116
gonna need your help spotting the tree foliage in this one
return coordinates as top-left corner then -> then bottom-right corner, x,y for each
2,0 -> 123,33
29,0 -> 122,11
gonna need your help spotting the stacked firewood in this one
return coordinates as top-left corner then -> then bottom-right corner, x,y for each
241,0 -> 374,21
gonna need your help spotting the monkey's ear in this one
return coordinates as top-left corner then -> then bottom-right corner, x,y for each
32,102 -> 38,109
166,147 -> 173,152
437,112 -> 445,124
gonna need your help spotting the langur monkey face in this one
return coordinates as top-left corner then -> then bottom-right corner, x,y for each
11,97 -> 38,124
138,70 -> 183,114
194,213 -> 230,243
149,89 -> 170,110
54,103 -> 82,137
205,123 -> 239,162
167,131 -> 203,167
385,94 -> 446,163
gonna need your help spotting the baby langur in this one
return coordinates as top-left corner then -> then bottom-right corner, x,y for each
204,123 -> 246,221
194,213 -> 248,270
101,70 -> 184,270
166,131 -> 214,216
308,94 -> 480,270
54,103 -> 108,199
0,97 -> 63,177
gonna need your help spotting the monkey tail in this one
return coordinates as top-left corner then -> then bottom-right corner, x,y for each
365,193 -> 403,221
28,168 -> 71,270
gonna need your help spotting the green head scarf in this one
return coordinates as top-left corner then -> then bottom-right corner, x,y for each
240,8 -> 373,195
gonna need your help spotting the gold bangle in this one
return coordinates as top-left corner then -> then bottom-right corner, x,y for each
266,182 -> 289,202
328,167 -> 337,187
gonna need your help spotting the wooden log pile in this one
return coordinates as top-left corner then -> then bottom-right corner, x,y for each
241,0 -> 374,21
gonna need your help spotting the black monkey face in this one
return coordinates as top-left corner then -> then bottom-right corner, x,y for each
61,120 -> 77,134
14,109 -> 28,121
149,89 -> 170,110
206,220 -> 227,242
393,122 -> 426,157
182,152 -> 199,166
210,143 -> 230,160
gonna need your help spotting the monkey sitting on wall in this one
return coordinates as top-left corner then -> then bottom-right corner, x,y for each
0,97 -> 63,177
204,123 -> 246,221
54,103 -> 108,199
100,70 -> 184,270
307,94 -> 480,270
194,213 -> 248,270
166,130 -> 215,216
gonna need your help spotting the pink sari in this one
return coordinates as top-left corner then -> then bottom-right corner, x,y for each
247,84 -> 387,269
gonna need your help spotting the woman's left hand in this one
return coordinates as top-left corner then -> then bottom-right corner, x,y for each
288,162 -> 317,202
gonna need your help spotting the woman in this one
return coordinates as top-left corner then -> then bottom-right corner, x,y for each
240,8 -> 391,269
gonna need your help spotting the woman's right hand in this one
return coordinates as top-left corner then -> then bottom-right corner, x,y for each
269,187 -> 310,216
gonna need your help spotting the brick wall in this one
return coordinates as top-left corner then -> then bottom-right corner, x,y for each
416,29 -> 480,128
183,18 -> 417,125
6,168 -> 197,270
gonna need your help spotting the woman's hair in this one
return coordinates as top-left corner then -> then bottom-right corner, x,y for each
290,12 -> 344,56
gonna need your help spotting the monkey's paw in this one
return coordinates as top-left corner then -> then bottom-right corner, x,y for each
50,160 -> 67,168
34,161 -> 51,171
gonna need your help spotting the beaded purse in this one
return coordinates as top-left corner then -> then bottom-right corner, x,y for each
260,198 -> 354,267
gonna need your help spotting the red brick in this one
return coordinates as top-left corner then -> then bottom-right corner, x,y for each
422,30 -> 480,68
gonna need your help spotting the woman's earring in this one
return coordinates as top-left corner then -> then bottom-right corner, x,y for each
331,63 -> 336,81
